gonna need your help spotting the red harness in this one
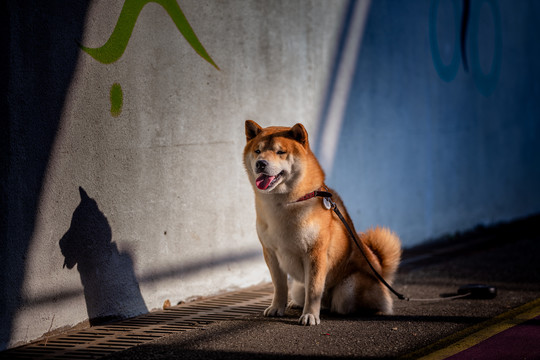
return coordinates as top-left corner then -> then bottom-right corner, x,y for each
294,187 -> 333,203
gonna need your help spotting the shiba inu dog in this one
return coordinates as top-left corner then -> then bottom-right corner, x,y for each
243,120 -> 401,325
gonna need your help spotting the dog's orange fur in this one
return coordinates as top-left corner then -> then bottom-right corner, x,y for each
243,120 -> 401,325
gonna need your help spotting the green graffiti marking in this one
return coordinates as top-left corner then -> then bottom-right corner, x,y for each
80,0 -> 219,70
80,0 -> 219,117
110,83 -> 123,117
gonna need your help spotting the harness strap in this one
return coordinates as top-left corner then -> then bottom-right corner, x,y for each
331,202 -> 408,301
295,190 -> 333,202
295,188 -> 408,301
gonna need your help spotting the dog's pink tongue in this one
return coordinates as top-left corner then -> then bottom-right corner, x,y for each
256,174 -> 275,190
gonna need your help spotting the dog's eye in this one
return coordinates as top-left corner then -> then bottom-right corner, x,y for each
254,149 -> 261,154
276,150 -> 286,155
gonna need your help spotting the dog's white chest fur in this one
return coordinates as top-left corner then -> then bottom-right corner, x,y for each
255,201 -> 319,281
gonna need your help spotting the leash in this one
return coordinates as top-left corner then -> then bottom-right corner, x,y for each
295,188 -> 474,302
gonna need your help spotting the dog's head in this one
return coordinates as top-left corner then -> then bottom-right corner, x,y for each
243,120 -> 315,195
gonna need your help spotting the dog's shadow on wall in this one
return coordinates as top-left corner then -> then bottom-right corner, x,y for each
59,187 -> 148,325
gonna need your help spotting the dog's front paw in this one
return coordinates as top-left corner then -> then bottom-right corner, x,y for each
264,305 -> 285,317
299,313 -> 320,326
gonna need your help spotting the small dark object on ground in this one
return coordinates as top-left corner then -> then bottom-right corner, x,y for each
458,284 -> 497,299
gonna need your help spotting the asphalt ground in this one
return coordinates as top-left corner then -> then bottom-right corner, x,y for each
100,215 -> 540,360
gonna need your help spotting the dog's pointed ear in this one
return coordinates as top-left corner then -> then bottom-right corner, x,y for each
245,120 -> 262,142
290,123 -> 308,147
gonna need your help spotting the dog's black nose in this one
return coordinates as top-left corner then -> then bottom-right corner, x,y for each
256,160 -> 268,172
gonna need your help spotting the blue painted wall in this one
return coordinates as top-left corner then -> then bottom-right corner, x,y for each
323,0 -> 540,246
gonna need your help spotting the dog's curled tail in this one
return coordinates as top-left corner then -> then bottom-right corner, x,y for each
360,227 -> 402,282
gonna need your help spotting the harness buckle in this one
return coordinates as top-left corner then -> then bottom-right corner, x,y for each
323,197 -> 332,210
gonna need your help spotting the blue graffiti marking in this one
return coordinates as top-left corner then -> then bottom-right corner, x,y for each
429,0 -> 502,96
468,0 -> 502,96
429,0 -> 462,82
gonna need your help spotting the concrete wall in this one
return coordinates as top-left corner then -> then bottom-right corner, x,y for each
1,0 -> 345,349
2,0 -> 540,350
316,0 -> 540,246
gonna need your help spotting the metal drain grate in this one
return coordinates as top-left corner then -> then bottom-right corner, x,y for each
2,283 -> 273,359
